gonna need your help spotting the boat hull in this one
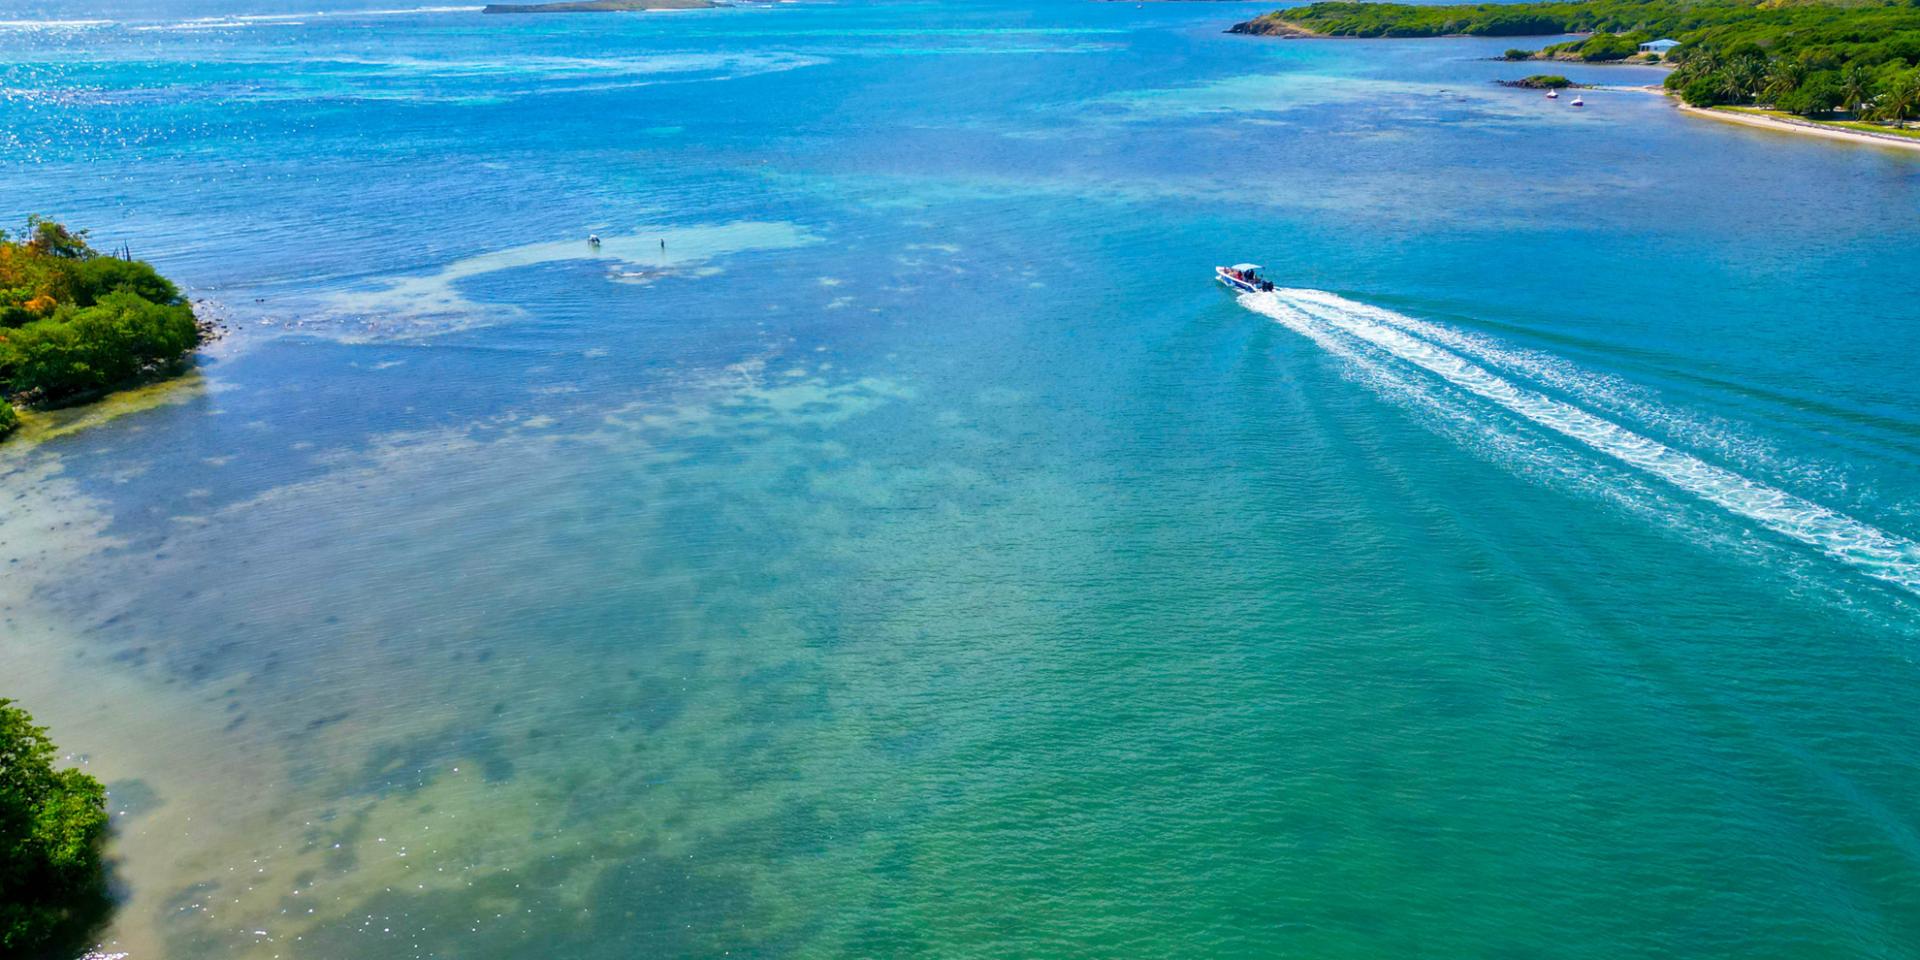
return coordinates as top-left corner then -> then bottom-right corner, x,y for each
1215,267 -> 1263,294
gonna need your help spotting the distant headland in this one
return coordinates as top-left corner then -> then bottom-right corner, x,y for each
1228,1 -> 1920,150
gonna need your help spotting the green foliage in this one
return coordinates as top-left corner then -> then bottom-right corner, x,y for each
0,399 -> 16,439
1541,32 -> 1645,60
1254,0 -> 1920,124
0,220 -> 198,410
1255,0 -> 1668,37
0,253 -> 76,324
1874,64 -> 1920,120
0,699 -> 111,957
2,220 -> 184,326
23,217 -> 93,260
1681,73 -> 1733,104
1503,47 -> 1537,58
1763,57 -> 1810,102
1841,60 -> 1875,109
1262,0 -> 1920,46
0,292 -> 199,402
69,256 -> 179,308
1578,31 -> 1645,60
1774,71 -> 1846,111
1668,24 -> 1917,117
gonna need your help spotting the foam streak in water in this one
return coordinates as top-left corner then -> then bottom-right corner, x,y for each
1245,289 -> 1920,595
1282,287 -> 1823,494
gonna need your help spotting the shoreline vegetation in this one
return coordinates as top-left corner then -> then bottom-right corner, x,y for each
0,219 -> 204,442
0,699 -> 111,959
1231,1 -> 1920,147
1499,74 -> 1586,88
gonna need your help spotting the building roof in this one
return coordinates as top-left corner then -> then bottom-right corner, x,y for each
1640,38 -> 1681,49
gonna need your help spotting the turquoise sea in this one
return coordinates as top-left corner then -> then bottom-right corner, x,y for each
4,1 -> 1920,956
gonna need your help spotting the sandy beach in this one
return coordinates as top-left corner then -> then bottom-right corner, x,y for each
1679,103 -> 1920,153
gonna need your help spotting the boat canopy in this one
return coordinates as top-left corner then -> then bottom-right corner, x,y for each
1231,263 -> 1262,271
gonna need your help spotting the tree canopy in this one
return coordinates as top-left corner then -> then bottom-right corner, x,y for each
1244,0 -> 1920,121
0,218 -> 200,437
0,699 -> 111,957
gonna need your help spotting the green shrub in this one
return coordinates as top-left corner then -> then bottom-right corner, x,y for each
0,399 -> 17,438
0,291 -> 198,402
1578,32 -> 1641,61
0,251 -> 75,322
21,218 -> 92,260
1681,74 -> 1730,106
1776,74 -> 1845,115
0,699 -> 110,957
1465,13 -> 1570,36
0,287 -> 37,328
70,256 -> 179,308
1503,48 -> 1535,60
0,220 -> 199,422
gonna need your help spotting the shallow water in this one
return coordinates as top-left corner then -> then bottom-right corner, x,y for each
4,1 -> 1920,957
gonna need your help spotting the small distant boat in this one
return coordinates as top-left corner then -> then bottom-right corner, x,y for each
1216,263 -> 1274,294
1546,89 -> 1559,99
1571,95 -> 1585,107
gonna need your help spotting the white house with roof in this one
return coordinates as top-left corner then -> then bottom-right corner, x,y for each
1639,38 -> 1681,54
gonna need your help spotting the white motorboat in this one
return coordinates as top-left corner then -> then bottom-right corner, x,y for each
1216,263 -> 1272,293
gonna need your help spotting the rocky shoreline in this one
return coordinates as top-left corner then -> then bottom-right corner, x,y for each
191,298 -> 233,345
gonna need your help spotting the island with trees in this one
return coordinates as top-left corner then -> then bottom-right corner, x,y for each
0,699 -> 111,958
1498,74 -> 1582,88
1231,0 -> 1920,137
0,219 -> 202,441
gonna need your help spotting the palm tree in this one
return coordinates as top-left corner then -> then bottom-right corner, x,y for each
1839,62 -> 1873,115
1724,51 -> 1769,102
1876,69 -> 1920,127
1761,59 -> 1806,107
1683,48 -> 1724,84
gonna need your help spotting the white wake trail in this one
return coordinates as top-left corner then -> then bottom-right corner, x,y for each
1282,288 -> 1817,489
1244,288 -> 1920,595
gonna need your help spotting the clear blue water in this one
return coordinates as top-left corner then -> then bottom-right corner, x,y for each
4,2 -> 1920,957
